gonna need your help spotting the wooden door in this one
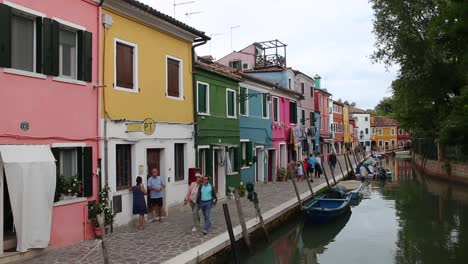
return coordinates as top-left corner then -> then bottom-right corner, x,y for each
268,150 -> 273,182
214,150 -> 219,194
146,149 -> 163,215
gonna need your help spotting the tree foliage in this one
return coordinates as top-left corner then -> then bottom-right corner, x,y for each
370,0 -> 468,152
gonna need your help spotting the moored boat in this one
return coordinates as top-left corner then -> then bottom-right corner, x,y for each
302,193 -> 351,224
336,180 -> 363,199
395,150 -> 410,156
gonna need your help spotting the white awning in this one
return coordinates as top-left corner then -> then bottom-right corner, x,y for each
0,145 -> 56,252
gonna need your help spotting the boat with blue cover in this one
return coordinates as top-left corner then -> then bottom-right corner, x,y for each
302,192 -> 351,224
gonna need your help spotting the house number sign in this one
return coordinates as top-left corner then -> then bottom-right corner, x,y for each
20,121 -> 29,131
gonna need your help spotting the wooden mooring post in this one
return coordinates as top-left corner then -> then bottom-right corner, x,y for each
234,189 -> 252,254
322,163 -> 332,189
337,156 -> 346,179
222,203 -> 240,264
290,174 -> 302,207
304,169 -> 315,198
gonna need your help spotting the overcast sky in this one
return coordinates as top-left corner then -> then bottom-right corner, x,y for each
139,0 -> 397,109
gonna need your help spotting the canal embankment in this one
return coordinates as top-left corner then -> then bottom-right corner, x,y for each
164,153 -> 367,264
413,154 -> 468,185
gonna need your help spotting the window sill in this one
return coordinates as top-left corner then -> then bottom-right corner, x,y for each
241,166 -> 250,170
53,76 -> 86,86
166,95 -> 184,101
3,68 -> 47,79
198,112 -> 210,116
226,172 -> 238,176
226,116 -> 237,119
114,189 -> 131,196
54,197 -> 87,207
114,86 -> 139,93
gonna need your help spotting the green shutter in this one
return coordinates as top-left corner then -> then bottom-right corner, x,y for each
198,83 -> 206,113
239,88 -> 245,115
289,102 -> 293,123
246,142 -> 253,166
233,147 -> 240,172
82,147 -> 93,197
310,112 -> 314,127
228,91 -> 234,116
51,148 -> 60,202
83,31 -> 92,82
51,20 -> 59,76
262,94 -> 267,118
274,98 -> 278,121
43,18 -> 59,76
0,4 -> 11,68
35,17 -> 43,73
301,110 -> 305,125
77,31 -> 83,80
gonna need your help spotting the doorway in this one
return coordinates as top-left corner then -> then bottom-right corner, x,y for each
2,169 -> 16,252
279,144 -> 286,169
213,150 -> 219,194
146,149 -> 165,217
267,149 -> 276,182
255,148 -> 265,183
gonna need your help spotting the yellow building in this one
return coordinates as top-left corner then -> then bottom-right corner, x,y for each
371,116 -> 399,151
101,0 -> 209,226
343,105 -> 350,147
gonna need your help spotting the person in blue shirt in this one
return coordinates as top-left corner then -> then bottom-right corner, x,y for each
308,154 -> 315,182
197,176 -> 217,235
147,168 -> 165,223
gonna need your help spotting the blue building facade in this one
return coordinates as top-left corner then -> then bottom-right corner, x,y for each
238,77 -> 273,184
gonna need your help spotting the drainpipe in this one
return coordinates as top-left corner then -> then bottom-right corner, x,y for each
191,37 -> 209,152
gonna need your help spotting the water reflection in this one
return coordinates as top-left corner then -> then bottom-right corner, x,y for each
238,158 -> 468,264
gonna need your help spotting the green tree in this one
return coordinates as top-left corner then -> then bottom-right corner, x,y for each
374,97 -> 394,116
370,0 -> 468,151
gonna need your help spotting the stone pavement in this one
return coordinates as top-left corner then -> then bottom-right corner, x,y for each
21,155 -> 358,264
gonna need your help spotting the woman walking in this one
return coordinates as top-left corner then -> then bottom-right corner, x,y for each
185,174 -> 202,232
197,176 -> 217,235
131,176 -> 148,230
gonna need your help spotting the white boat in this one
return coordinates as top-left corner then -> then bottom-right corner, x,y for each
336,180 -> 362,200
395,150 -> 410,156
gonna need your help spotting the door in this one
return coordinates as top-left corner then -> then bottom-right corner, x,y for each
256,148 -> 265,182
146,149 -> 164,216
2,169 -> 15,252
213,150 -> 219,194
268,150 -> 276,182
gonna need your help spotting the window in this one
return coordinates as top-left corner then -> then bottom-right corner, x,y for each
116,144 -> 132,190
229,60 -> 241,70
365,141 -> 370,146
240,141 -> 253,167
301,82 -> 304,95
197,81 -> 209,114
365,128 -> 369,134
391,140 -> 395,146
310,86 -> 314,97
288,78 -> 292,89
239,87 -> 248,116
59,28 -> 77,79
198,148 -> 207,175
365,116 -> 369,121
398,128 -> 403,135
378,140 -> 383,147
273,97 -> 279,122
300,110 -> 305,125
262,93 -> 269,118
52,147 -> 93,200
167,56 -> 182,98
174,143 -> 185,181
11,14 -> 35,72
226,89 -> 236,118
372,128 -> 375,134
319,95 -> 322,108
379,129 -> 383,136
226,147 -> 237,173
310,112 -> 314,127
115,40 -> 137,91
391,128 -> 395,135
289,101 -> 297,124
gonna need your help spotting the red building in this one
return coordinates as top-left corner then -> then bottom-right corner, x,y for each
397,126 -> 412,148
313,86 -> 332,160
332,101 -> 344,153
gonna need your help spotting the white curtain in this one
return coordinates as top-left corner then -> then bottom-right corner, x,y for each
0,145 -> 56,252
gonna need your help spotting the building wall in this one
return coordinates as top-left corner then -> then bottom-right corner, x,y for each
239,82 -> 272,183
343,105 -> 350,143
102,8 -> 194,122
271,96 -> 295,169
0,0 -> 100,247
294,74 -> 315,127
372,126 -> 398,150
217,44 -> 256,68
351,113 -> 371,150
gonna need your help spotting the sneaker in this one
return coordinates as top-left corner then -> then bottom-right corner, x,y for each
152,219 -> 158,223
202,229 -> 208,235
192,227 -> 198,232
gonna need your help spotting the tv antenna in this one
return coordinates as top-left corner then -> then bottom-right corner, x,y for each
173,0 -> 195,18
185,11 -> 203,23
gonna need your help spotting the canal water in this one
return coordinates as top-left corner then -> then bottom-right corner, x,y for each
235,158 -> 468,264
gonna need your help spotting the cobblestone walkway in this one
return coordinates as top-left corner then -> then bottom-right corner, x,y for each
21,155 -> 357,264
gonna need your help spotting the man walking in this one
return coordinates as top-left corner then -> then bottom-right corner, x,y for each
185,174 -> 202,232
329,151 -> 337,171
148,168 -> 165,222
197,176 -> 217,235
308,154 -> 315,182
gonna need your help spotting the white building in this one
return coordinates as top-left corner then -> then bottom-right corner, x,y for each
349,108 -> 371,151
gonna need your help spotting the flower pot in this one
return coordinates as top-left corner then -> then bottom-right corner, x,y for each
94,226 -> 102,238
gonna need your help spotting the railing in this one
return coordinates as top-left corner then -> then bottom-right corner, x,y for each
255,54 -> 286,68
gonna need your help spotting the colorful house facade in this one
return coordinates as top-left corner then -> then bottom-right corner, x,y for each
194,59 -> 241,196
397,127 -> 411,148
343,104 -> 351,149
237,73 -> 274,183
332,101 -> 344,154
293,70 -> 316,157
370,116 -> 398,151
0,0 -> 99,254
100,0 -> 208,226
314,84 -> 332,161
350,107 -> 371,151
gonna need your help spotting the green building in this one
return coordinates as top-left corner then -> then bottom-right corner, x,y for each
194,58 -> 241,197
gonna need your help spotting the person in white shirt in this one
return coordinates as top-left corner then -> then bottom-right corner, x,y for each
314,153 -> 323,178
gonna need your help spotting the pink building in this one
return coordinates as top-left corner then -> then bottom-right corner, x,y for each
293,70 -> 315,156
0,0 -> 99,256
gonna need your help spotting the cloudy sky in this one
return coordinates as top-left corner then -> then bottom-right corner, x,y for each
140,0 -> 398,109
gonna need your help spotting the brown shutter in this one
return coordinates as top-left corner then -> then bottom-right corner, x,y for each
167,58 -> 180,97
116,42 -> 134,89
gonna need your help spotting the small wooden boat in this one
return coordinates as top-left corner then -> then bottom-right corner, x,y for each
302,193 -> 351,224
336,180 -> 362,200
384,168 -> 393,178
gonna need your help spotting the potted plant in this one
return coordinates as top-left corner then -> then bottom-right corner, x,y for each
237,183 -> 247,197
228,186 -> 235,199
277,167 -> 287,182
99,184 -> 116,234
88,202 -> 102,238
